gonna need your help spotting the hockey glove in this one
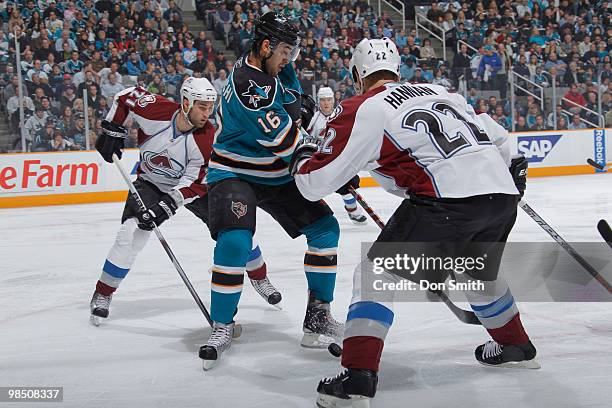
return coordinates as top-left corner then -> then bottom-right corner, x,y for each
95,120 -> 128,163
136,194 -> 178,230
336,175 -> 360,195
289,137 -> 319,176
509,155 -> 528,197
300,94 -> 316,129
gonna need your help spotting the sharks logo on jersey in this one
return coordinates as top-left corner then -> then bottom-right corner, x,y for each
141,150 -> 186,179
241,80 -> 271,108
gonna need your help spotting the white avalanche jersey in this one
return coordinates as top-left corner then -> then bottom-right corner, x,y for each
307,110 -> 331,138
295,82 -> 518,200
107,86 -> 212,206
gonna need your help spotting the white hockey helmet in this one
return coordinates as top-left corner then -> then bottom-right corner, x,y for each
349,37 -> 400,93
180,77 -> 217,116
317,86 -> 335,104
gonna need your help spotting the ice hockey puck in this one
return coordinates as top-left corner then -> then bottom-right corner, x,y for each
328,342 -> 342,357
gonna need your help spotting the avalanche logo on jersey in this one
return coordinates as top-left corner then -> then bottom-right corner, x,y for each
328,104 -> 343,123
141,150 -> 185,179
241,80 -> 271,108
516,134 -> 562,163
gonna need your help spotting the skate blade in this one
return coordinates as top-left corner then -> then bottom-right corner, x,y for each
350,218 -> 367,225
479,358 -> 541,369
202,358 -> 219,371
89,314 -> 102,327
270,302 -> 283,310
301,332 -> 337,349
232,323 -> 242,339
316,393 -> 371,408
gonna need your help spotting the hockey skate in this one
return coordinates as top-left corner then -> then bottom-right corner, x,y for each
346,207 -> 367,224
249,276 -> 282,309
475,340 -> 540,369
316,368 -> 377,408
301,291 -> 344,348
89,291 -> 112,326
199,322 -> 236,370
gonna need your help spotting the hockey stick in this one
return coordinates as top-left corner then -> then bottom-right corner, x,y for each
519,200 -> 612,294
597,219 -> 612,250
587,158 -> 609,172
347,186 -> 481,325
112,154 -> 214,327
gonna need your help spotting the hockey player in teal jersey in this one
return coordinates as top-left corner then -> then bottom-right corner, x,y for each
199,12 -> 348,369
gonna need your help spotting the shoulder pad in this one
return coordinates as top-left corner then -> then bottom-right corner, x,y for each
232,66 -> 277,111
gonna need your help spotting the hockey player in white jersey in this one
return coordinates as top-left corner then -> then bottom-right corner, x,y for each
307,87 -> 367,224
89,77 -> 282,327
291,38 -> 536,407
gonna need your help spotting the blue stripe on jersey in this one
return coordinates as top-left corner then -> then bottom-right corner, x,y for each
347,301 -> 394,327
471,289 -> 515,318
103,260 -> 129,279
248,245 -> 262,262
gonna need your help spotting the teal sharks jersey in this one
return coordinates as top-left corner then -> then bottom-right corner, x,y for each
207,55 -> 302,185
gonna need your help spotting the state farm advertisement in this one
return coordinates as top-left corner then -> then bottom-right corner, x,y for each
0,150 -> 139,198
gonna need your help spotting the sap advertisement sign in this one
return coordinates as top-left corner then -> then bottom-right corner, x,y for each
517,134 -> 562,163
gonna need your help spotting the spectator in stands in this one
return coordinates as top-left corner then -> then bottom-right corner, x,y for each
452,43 -> 471,88
68,112 -> 86,149
86,83 -> 102,110
33,119 -> 56,152
563,83 -> 586,114
60,84 -> 77,108
478,44 -> 501,90
101,72 -> 125,99
24,105 -> 48,145
547,105 -> 570,129
515,115 -> 530,131
125,52 -> 146,76
420,38 -> 437,60
50,129 -> 74,151
569,113 -> 587,130
213,69 -> 228,95
531,114 -> 548,131
77,70 -> 100,99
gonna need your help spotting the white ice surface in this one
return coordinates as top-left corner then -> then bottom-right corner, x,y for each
1,173 -> 611,408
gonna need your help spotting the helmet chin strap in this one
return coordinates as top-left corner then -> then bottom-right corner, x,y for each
181,103 -> 196,129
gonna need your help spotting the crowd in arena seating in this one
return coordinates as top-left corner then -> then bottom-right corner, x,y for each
0,0 -> 610,152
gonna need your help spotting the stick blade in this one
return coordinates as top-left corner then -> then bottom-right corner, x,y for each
587,158 -> 605,170
597,220 -> 612,249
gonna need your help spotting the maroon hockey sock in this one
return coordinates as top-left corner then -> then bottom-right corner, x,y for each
96,280 -> 117,296
341,336 -> 384,372
487,313 -> 530,345
246,263 -> 267,280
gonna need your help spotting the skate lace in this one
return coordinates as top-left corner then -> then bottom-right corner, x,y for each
482,341 -> 503,359
93,293 -> 111,309
251,277 -> 277,297
322,369 -> 349,384
208,325 -> 232,348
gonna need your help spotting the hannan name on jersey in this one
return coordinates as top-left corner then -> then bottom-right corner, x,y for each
384,84 -> 438,110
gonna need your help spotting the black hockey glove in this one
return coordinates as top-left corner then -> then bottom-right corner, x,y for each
336,175 -> 360,195
289,136 -> 319,176
136,194 -> 178,230
509,155 -> 528,197
300,94 -> 316,129
95,120 -> 127,163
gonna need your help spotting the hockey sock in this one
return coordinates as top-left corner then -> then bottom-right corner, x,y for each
342,301 -> 394,372
211,229 -> 252,324
301,215 -> 339,303
342,194 -> 358,211
97,219 -> 151,296
486,313 -> 530,345
465,279 -> 530,345
246,244 -> 267,280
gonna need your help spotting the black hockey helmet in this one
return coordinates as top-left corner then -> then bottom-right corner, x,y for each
253,11 -> 300,61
